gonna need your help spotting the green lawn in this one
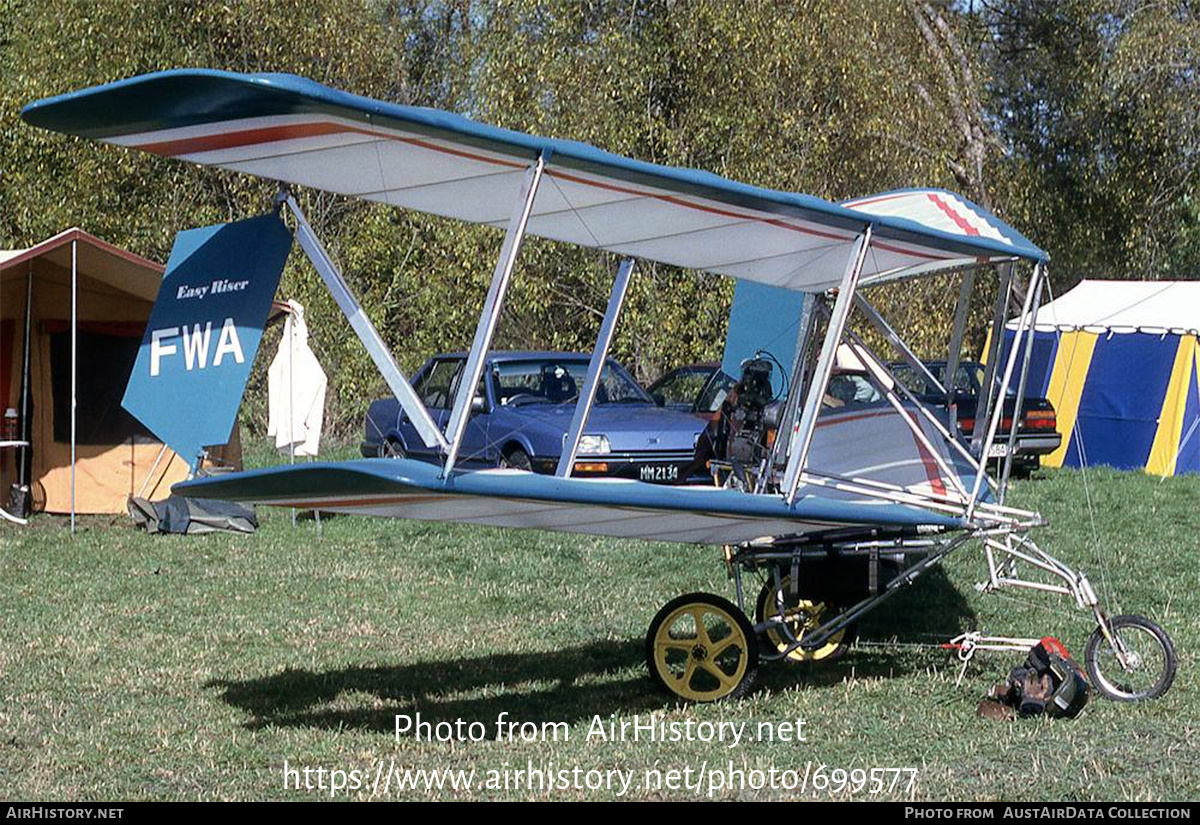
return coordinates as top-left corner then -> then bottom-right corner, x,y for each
1,456 -> 1196,801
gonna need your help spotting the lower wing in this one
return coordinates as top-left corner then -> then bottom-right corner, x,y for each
174,458 -> 965,545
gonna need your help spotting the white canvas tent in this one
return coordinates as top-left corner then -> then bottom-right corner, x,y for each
1019,279 -> 1200,335
1004,279 -> 1200,475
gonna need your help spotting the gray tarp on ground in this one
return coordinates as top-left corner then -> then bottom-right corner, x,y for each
129,494 -> 257,535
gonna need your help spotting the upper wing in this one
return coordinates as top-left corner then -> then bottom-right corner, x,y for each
840,188 -> 1039,284
22,70 -> 1046,293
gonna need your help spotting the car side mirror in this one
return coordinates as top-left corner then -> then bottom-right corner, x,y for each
471,394 -> 487,414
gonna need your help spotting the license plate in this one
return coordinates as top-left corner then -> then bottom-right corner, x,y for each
639,464 -> 680,482
986,443 -> 1010,458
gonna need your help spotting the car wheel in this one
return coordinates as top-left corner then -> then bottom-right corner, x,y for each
1010,459 -> 1038,479
500,447 -> 533,471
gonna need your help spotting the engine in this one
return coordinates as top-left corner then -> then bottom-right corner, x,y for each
722,358 -> 784,471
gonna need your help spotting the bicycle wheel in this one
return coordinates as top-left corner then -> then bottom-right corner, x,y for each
1085,614 -> 1177,702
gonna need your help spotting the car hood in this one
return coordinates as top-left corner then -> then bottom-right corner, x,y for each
511,402 -> 702,452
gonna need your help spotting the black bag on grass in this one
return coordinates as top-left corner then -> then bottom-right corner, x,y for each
129,494 -> 257,535
990,637 -> 1090,719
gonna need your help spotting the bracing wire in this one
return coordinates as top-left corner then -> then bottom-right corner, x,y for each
1040,279 -> 1120,616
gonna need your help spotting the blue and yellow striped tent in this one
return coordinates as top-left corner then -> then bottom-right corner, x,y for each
1001,280 -> 1200,475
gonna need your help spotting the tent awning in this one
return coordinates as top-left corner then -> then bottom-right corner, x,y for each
0,228 -> 164,302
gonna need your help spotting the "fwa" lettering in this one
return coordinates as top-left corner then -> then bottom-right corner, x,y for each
149,318 -> 245,376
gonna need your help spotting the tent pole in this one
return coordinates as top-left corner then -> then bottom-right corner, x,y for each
289,306 -> 294,471
70,239 -> 77,534
18,262 -> 33,491
289,307 -> 296,528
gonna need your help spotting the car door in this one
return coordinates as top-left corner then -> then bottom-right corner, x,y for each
398,358 -> 458,461
399,357 -> 493,467
448,366 -> 494,468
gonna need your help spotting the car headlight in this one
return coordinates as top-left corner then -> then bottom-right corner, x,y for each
577,434 -> 611,455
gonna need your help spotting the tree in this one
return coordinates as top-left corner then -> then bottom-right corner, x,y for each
4,1 -> 1193,435
907,0 -> 999,209
981,0 -> 1200,285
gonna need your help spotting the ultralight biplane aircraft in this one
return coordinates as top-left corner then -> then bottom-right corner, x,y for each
21,70 -> 1176,704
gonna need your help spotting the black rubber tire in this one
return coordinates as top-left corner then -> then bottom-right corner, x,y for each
379,438 -> 405,459
754,578 -> 855,663
1085,614 -> 1177,702
645,592 -> 759,702
1007,459 -> 1038,480
500,447 -> 533,471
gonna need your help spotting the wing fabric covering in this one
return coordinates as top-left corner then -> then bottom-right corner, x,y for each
173,451 -> 965,546
21,70 -> 1046,294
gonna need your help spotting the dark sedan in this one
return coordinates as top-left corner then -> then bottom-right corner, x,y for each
890,360 -> 1061,471
362,352 -> 706,483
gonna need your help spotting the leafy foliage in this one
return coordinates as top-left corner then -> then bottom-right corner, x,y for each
981,0 -> 1200,285
1,0 -> 1196,435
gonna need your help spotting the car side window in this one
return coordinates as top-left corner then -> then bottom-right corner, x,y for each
951,366 -> 976,394
652,369 -> 711,408
891,364 -> 930,395
597,365 -> 646,404
936,363 -> 978,394
697,372 -> 736,413
826,374 -> 881,406
415,359 -> 464,409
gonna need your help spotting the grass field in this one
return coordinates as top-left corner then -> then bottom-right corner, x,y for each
1,451 -> 1196,801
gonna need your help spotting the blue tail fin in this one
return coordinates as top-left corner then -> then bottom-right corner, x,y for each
122,213 -> 293,466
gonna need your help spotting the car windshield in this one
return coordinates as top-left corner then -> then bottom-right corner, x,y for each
892,363 -> 983,396
492,358 -> 652,406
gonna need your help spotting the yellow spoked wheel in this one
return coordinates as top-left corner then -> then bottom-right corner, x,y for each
755,577 -> 853,663
646,593 -> 759,702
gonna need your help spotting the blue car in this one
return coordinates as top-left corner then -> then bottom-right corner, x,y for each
361,352 -> 706,483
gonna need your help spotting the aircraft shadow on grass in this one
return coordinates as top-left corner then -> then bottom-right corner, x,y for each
207,569 -> 975,734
